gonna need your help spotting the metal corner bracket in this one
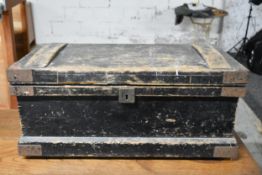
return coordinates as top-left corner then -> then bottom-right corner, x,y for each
18,144 -> 42,157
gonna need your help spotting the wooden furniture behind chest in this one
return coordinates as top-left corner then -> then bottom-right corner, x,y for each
0,0 -> 35,109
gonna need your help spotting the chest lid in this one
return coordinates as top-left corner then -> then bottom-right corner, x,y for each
8,42 -> 248,86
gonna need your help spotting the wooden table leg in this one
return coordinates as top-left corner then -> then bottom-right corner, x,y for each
20,1 -> 29,53
0,9 -> 17,109
1,10 -> 17,65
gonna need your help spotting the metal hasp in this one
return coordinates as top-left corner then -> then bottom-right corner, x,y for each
119,88 -> 135,104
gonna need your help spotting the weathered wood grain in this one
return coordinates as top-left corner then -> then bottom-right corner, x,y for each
0,7 -> 16,109
192,41 -> 231,69
0,110 -> 21,138
24,44 -> 66,68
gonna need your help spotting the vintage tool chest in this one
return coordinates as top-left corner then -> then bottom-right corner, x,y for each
8,42 -> 248,159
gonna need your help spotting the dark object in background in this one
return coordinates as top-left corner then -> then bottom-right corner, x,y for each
250,0 -> 262,5
8,43 -> 248,159
174,3 -> 228,25
228,1 -> 261,62
244,29 -> 262,74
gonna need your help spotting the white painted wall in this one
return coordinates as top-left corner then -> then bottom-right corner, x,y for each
28,0 -> 262,50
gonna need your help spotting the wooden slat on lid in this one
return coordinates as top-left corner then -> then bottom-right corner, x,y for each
192,42 -> 231,69
25,43 -> 66,68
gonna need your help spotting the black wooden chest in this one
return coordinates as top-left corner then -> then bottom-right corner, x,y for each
8,42 -> 248,159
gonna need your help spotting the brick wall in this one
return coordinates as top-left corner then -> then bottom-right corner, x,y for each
29,0 -> 223,44
28,0 -> 262,50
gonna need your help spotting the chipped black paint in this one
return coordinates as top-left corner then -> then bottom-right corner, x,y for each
18,136 -> 238,158
18,96 -> 237,138
29,71 -> 226,85
12,85 -> 226,97
19,142 -> 233,158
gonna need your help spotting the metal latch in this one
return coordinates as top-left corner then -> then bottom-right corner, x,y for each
119,88 -> 135,104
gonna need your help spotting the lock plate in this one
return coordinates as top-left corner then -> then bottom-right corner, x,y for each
119,88 -> 135,103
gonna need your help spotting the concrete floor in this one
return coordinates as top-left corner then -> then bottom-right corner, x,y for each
236,98 -> 262,169
228,53 -> 262,168
231,53 -> 262,121
244,72 -> 262,122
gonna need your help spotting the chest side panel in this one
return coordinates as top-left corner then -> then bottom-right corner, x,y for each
18,96 -> 238,138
